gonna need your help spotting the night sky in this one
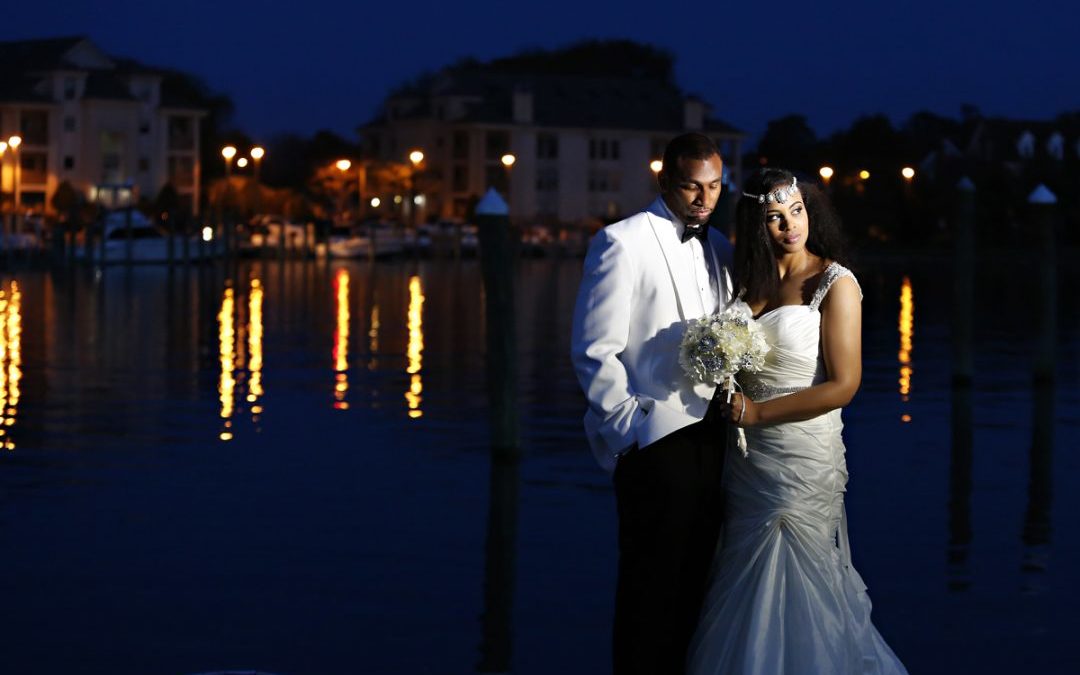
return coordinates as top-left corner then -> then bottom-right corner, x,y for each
4,0 -> 1075,142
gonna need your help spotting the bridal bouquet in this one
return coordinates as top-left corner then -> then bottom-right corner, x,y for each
678,301 -> 770,399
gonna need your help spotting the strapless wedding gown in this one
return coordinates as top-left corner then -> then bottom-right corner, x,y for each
688,263 -> 908,675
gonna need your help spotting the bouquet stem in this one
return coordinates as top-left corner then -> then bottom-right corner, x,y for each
725,375 -> 733,403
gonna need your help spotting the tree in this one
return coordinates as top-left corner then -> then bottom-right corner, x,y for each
757,115 -> 819,173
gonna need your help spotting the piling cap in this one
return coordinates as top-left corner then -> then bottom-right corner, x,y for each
475,188 -> 509,216
1028,184 -> 1057,205
956,176 -> 975,192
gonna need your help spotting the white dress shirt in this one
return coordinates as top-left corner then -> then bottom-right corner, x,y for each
659,198 -> 720,316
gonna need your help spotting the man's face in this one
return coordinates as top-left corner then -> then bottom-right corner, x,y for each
659,154 -> 723,226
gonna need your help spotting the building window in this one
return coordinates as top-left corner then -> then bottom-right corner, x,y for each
452,131 -> 469,160
64,156 -> 75,170
589,138 -> 620,161
452,165 -> 469,193
19,110 -> 49,146
537,133 -> 558,159
536,166 -> 558,192
485,131 -> 509,161
588,169 -> 621,193
63,77 -> 78,100
167,116 -> 194,151
64,116 -> 77,132
20,152 -> 48,185
167,156 -> 195,188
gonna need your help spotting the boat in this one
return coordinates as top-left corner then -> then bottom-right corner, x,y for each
79,208 -> 221,264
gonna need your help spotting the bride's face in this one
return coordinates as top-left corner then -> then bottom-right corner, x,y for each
764,192 -> 808,255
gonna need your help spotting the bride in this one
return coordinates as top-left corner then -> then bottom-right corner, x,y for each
688,169 -> 908,674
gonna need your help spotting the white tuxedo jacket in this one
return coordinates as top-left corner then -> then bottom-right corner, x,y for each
571,197 -> 734,472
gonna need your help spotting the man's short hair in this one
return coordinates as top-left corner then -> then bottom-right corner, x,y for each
661,133 -> 721,175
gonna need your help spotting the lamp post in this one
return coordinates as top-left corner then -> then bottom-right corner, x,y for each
335,159 -> 352,226
408,150 -> 424,227
819,165 -> 834,187
8,136 -> 23,242
221,145 -> 237,254
500,153 -> 516,215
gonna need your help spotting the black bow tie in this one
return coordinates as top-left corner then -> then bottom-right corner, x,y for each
681,224 -> 708,243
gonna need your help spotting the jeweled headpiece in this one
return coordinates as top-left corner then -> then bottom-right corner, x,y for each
742,176 -> 799,205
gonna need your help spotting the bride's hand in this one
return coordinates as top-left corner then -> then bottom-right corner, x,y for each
720,391 -> 759,427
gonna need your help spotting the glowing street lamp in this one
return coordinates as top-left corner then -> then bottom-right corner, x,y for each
819,165 -> 834,184
221,145 -> 237,178
370,197 -> 381,208
250,146 -> 265,162
901,167 -> 915,181
335,159 -> 352,172
236,157 -> 249,169
8,135 -> 23,210
650,159 -> 663,174
408,150 -> 424,166
500,153 -> 516,168
859,169 -> 871,181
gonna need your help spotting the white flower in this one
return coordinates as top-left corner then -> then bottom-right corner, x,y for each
678,304 -> 771,386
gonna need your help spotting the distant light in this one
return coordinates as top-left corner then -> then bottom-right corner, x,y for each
0,141 -> 6,154
236,157 -> 249,169
7,135 -> 22,149
819,166 -> 834,180
370,197 -> 381,208
901,167 -> 915,180
336,159 -> 352,172
859,170 -> 870,180
413,194 -> 425,206
250,146 -> 265,160
650,159 -> 663,173
901,414 -> 912,423
221,145 -> 236,160
394,195 -> 403,204
409,150 -> 424,165
202,226 -> 213,242
500,153 -> 516,168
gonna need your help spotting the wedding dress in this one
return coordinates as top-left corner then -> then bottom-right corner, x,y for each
688,263 -> 908,675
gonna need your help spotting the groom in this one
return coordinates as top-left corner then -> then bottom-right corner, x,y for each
571,133 -> 733,674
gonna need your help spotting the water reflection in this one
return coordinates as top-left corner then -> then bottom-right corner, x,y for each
334,269 -> 350,411
405,275 -> 424,419
369,304 -> 380,373
898,276 -> 914,423
948,385 -> 974,591
248,278 -> 265,422
1022,382 -> 1055,591
218,285 -> 236,441
0,281 -> 22,451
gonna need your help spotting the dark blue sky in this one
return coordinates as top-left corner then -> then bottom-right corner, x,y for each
5,0 -> 1074,143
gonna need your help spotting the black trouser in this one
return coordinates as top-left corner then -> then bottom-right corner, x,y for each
612,416 -> 726,675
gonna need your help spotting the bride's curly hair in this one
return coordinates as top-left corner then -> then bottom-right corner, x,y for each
733,167 -> 848,305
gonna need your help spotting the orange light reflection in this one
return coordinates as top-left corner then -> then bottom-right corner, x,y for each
405,275 -> 425,418
898,276 -> 914,422
0,282 -> 21,450
333,269 -> 350,410
247,278 -> 264,422
219,286 -> 236,440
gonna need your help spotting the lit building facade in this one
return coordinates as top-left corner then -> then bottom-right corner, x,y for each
0,36 -> 206,215
359,69 -> 745,224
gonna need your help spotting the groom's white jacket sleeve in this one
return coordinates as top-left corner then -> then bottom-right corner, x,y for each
571,227 -> 643,462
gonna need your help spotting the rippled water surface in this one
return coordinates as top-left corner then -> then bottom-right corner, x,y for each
0,255 -> 1077,674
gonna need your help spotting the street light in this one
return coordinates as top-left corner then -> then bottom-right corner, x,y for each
409,150 -> 424,165
859,170 -> 870,180
901,167 -> 915,181
8,135 -> 23,213
650,159 -> 663,174
222,145 -> 237,178
500,153 -> 516,168
237,157 -> 249,169
250,146 -> 265,161
819,166 -> 834,183
335,159 -> 352,172
370,197 -> 381,208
